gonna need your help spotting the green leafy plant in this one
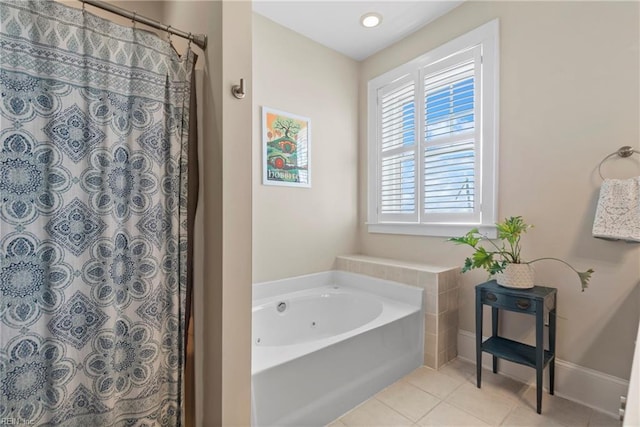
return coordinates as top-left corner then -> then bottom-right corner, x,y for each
449,216 -> 594,291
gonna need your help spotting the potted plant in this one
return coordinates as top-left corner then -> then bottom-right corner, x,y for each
449,216 -> 594,291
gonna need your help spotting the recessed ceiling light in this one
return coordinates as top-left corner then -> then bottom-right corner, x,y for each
360,12 -> 382,28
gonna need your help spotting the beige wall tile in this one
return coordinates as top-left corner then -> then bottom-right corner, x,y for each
386,266 -> 403,282
448,309 -> 459,329
425,292 -> 438,315
437,293 -> 447,314
401,268 -> 419,287
437,350 -> 447,368
372,263 -> 386,280
438,329 -> 446,350
424,352 -> 436,369
446,327 -> 457,349
361,261 -> 375,277
425,314 -> 437,335
443,346 -> 457,366
348,259 -> 363,274
445,346 -> 458,362
440,269 -> 461,292
335,257 -> 348,271
438,315 -> 447,334
419,271 -> 438,293
440,311 -> 451,331
425,333 -> 437,356
448,288 -> 460,311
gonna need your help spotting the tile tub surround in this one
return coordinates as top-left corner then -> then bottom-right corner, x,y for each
335,255 -> 460,369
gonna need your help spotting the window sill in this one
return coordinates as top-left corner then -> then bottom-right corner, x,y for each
367,222 -> 497,238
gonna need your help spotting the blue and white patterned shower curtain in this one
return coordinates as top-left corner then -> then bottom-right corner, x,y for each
0,1 -> 194,425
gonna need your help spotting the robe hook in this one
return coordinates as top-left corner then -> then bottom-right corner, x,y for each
232,78 -> 246,99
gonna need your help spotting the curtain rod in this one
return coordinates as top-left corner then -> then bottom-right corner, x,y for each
78,0 -> 207,50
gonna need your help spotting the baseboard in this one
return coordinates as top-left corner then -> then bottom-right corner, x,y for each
457,330 -> 629,418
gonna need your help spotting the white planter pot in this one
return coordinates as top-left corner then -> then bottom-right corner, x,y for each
495,263 -> 535,289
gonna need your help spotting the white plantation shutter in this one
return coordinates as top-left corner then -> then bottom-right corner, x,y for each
424,61 -> 475,140
377,76 -> 419,222
422,46 -> 481,223
423,141 -> 475,212
367,19 -> 498,236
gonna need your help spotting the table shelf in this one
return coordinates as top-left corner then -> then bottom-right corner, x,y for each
482,336 -> 554,369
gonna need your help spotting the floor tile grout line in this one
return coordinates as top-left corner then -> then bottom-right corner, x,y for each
406,367 -> 469,400
413,399 -> 459,426
422,399 -> 493,427
372,395 -> 428,424
444,383 -> 521,426
443,396 -> 503,426
498,401 -> 519,426
395,377 -> 445,402
335,366 -> 448,426
437,364 -> 476,382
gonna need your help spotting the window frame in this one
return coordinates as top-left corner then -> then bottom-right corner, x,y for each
367,19 -> 499,238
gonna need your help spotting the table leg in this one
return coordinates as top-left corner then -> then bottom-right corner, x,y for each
549,306 -> 556,395
536,303 -> 544,414
492,307 -> 499,373
476,289 -> 482,388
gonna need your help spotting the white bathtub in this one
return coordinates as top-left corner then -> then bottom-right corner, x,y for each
251,270 -> 424,427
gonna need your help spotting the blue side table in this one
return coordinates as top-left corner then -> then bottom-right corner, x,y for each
475,280 -> 557,414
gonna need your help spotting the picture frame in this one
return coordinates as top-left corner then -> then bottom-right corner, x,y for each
262,107 -> 311,188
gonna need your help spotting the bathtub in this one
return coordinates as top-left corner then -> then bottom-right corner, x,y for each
251,270 -> 424,427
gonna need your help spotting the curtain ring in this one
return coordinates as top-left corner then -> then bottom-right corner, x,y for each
132,11 -> 137,28
81,1 -> 86,15
187,32 -> 192,49
166,25 -> 172,42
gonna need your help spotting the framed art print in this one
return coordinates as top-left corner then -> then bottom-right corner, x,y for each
262,107 -> 311,188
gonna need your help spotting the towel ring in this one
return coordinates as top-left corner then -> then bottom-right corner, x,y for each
598,146 -> 640,180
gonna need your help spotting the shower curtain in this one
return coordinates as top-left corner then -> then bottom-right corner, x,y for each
0,1 -> 195,425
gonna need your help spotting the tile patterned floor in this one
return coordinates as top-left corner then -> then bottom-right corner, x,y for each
327,359 -> 619,427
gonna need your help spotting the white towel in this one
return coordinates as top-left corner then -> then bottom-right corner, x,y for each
592,177 -> 640,242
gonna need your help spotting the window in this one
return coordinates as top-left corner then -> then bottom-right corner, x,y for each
367,19 -> 499,237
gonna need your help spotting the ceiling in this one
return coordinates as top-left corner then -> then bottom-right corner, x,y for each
252,1 -> 464,61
